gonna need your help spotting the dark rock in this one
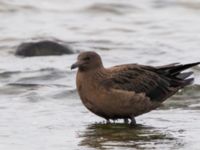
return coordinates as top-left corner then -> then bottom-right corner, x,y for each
16,40 -> 74,57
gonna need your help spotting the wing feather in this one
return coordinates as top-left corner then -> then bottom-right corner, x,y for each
102,65 -> 176,102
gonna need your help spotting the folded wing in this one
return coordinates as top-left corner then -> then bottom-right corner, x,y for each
102,62 -> 199,102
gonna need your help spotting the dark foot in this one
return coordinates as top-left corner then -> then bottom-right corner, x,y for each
124,118 -> 129,124
106,119 -> 111,124
130,117 -> 136,126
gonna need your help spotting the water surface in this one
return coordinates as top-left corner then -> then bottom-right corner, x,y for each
0,0 -> 200,149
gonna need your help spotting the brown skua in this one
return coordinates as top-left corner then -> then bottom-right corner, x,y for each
71,51 -> 200,125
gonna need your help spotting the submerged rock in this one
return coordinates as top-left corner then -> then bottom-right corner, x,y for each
16,40 -> 74,57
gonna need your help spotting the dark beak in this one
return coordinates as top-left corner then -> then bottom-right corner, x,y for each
71,61 -> 80,70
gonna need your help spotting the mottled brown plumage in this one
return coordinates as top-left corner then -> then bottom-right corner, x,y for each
71,51 -> 200,125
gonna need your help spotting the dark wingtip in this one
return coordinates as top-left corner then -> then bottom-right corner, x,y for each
170,62 -> 200,76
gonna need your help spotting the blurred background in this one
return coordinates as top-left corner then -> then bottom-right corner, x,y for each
0,0 -> 200,150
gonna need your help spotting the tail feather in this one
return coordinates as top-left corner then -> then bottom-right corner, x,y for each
157,62 -> 200,88
182,78 -> 194,86
176,72 -> 193,79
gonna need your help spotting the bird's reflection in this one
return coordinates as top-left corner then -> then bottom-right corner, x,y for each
78,123 -> 182,150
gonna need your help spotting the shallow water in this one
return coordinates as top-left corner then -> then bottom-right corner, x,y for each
0,0 -> 200,150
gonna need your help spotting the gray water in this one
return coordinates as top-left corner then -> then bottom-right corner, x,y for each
0,0 -> 200,149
